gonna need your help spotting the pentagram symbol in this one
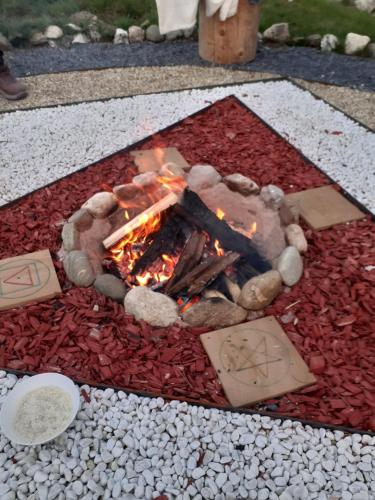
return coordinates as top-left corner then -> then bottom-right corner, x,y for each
219,327 -> 290,388
0,259 -> 49,299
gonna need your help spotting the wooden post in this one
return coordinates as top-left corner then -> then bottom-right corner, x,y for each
199,0 -> 260,64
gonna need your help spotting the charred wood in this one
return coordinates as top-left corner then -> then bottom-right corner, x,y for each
175,189 -> 271,274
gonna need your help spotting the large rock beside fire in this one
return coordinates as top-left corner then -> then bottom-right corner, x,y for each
63,251 -> 95,287
124,287 -> 178,327
198,183 -> 286,261
182,298 -> 248,328
68,208 -> 93,232
238,270 -> 282,310
187,165 -> 222,192
82,192 -> 117,218
94,274 -> 126,302
277,246 -> 303,286
224,173 -> 259,196
62,223 -> 80,251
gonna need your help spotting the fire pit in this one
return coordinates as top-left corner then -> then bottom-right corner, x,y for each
62,160 -> 307,329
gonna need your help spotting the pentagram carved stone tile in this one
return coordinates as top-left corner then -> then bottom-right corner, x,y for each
200,316 -> 316,407
286,185 -> 365,230
130,147 -> 190,173
0,250 -> 61,311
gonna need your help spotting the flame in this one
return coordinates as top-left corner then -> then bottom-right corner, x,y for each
177,296 -> 200,313
216,208 -> 225,220
110,171 -> 184,287
214,239 -> 224,257
154,147 -> 166,167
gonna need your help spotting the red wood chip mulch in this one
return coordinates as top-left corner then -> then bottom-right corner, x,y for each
0,97 -> 374,432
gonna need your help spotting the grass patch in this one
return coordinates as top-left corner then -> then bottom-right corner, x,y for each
260,0 -> 375,41
0,0 -> 374,44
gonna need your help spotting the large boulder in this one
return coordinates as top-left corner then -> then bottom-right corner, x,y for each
344,33 -> 370,55
263,23 -> 290,43
124,287 -> 178,327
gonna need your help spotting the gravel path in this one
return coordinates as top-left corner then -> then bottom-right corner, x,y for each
1,80 -> 374,212
6,42 -> 375,91
1,372 -> 374,500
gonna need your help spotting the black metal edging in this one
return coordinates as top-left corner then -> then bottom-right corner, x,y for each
0,79 -> 374,435
2,366 -> 374,437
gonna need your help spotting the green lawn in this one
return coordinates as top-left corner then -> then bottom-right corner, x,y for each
1,0 -> 374,44
260,0 -> 375,41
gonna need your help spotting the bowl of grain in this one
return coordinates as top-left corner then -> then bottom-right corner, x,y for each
0,373 -> 81,446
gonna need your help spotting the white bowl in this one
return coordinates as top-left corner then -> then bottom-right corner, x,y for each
0,373 -> 81,446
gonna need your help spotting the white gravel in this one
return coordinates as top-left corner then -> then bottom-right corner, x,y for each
0,372 -> 374,499
0,80 -> 374,213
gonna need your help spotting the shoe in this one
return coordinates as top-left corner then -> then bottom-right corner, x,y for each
0,65 -> 27,100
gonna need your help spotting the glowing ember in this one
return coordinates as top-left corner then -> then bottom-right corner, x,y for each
177,296 -> 200,313
216,208 -> 225,220
214,239 -> 224,257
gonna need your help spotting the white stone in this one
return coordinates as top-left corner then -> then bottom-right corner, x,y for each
277,246 -> 303,286
124,287 -> 178,327
260,184 -> 285,210
263,23 -> 290,43
45,25 -> 64,39
285,224 -> 308,253
223,173 -> 259,195
352,0 -> 375,13
72,33 -> 90,44
187,164 -> 222,192
192,467 -> 205,479
128,26 -> 145,43
215,472 -> 227,488
345,33 -> 370,55
321,34 -> 339,52
82,191 -> 117,218
34,471 -> 48,483
113,28 -> 129,44
30,32 -> 47,45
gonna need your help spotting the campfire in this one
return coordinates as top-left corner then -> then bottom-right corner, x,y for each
62,154 -> 306,329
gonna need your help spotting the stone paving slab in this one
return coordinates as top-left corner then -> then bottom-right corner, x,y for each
6,42 -> 375,91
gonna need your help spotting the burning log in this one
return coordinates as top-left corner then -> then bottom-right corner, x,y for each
174,189 -> 271,274
130,209 -> 186,276
103,191 -> 180,250
187,251 -> 239,296
164,231 -> 206,294
167,252 -> 239,297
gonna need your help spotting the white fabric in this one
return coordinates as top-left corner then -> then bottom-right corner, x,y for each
156,0 -> 199,35
156,0 -> 239,35
205,0 -> 239,21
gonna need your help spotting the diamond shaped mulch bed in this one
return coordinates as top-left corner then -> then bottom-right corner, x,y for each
0,96 -> 374,433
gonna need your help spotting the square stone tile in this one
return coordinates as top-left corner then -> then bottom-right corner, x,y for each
200,316 -> 316,407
